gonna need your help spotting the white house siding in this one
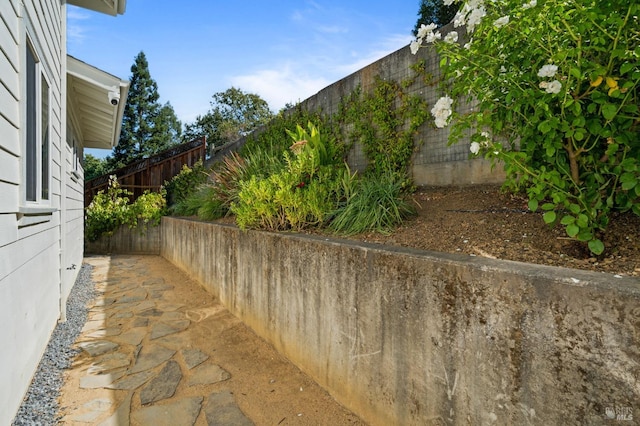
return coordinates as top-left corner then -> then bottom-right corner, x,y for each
61,124 -> 85,316
0,0 -> 70,422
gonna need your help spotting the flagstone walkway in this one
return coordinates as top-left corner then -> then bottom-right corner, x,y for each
58,255 -> 364,425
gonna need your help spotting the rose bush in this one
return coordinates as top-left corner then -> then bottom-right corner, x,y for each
413,0 -> 639,254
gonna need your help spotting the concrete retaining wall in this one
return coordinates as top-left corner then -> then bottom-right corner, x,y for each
85,221 -> 161,254
161,216 -> 640,425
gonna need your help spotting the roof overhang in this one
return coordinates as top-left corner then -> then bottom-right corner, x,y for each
67,0 -> 126,16
67,55 -> 129,149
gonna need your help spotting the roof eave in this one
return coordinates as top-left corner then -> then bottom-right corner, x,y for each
67,55 -> 129,149
67,0 -> 127,16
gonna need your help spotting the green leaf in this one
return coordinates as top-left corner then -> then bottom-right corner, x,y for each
537,120 -> 552,134
622,180 -> 637,191
560,215 -> 575,225
620,172 -> 637,183
528,199 -> 539,212
569,67 -> 581,79
620,62 -> 634,75
588,239 -> 605,255
541,203 -> 556,211
576,214 -> 589,228
577,231 -> 593,242
602,103 -> 617,120
543,211 -> 556,224
566,223 -> 580,237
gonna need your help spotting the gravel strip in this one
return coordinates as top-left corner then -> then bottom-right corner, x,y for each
12,263 -> 96,426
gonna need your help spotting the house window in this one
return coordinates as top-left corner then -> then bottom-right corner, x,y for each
25,40 -> 50,204
73,138 -> 79,172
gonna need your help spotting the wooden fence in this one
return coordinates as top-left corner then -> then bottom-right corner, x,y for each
84,137 -> 206,206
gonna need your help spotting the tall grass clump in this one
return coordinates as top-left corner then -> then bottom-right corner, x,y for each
329,171 -> 416,235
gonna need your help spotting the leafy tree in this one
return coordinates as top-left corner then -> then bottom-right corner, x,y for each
413,0 -> 459,35
83,154 -> 109,181
183,87 -> 273,149
111,51 -> 181,169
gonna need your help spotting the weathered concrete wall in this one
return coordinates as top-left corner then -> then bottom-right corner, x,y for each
161,216 -> 640,425
85,221 -> 161,254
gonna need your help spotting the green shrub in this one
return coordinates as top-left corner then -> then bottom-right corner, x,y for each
233,167 -> 336,231
232,123 -> 345,231
85,176 -> 132,242
85,176 -> 167,242
165,159 -> 209,208
132,190 -> 166,226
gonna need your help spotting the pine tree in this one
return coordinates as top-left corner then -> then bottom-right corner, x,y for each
143,101 -> 182,157
111,51 -> 181,169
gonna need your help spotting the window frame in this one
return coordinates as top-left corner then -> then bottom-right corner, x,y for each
22,36 -> 52,208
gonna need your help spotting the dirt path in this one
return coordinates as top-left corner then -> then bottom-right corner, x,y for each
58,255 -> 365,425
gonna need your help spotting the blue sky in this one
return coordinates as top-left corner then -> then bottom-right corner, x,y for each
68,0 -> 418,126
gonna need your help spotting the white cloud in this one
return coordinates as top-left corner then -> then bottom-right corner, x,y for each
66,6 -> 91,44
231,65 -> 331,111
230,31 -> 412,112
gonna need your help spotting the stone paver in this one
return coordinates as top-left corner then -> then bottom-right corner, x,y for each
182,348 -> 209,369
139,360 -> 182,404
204,391 -> 253,426
131,396 -> 203,425
58,255 -> 364,425
187,363 -> 230,386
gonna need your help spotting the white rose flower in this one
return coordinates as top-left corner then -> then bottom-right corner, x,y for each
545,80 -> 562,94
470,142 -> 481,155
431,96 -> 454,128
426,31 -> 442,43
417,24 -> 429,39
444,31 -> 459,43
493,15 -> 509,28
466,6 -> 486,32
537,64 -> 558,78
410,40 -> 421,55
453,11 -> 466,27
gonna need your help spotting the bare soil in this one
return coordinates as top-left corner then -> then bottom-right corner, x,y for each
349,185 -> 640,277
